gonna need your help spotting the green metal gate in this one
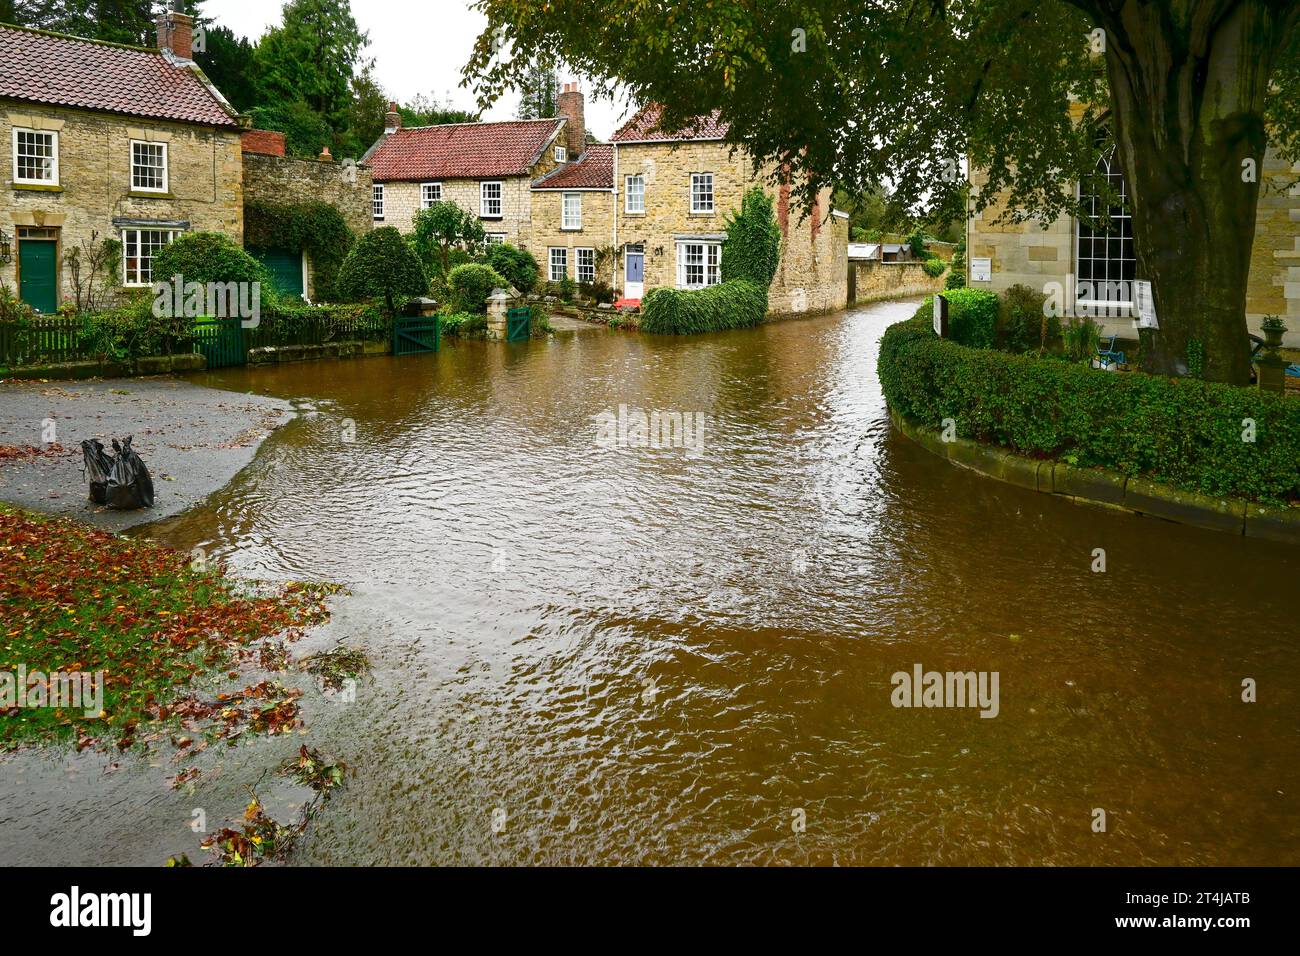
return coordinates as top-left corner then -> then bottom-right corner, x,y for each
194,318 -> 246,368
506,306 -> 531,343
393,315 -> 441,355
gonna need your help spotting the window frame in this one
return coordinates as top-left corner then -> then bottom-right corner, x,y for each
372,183 -> 385,220
485,233 -> 507,246
121,228 -> 179,288
420,182 -> 442,207
480,180 -> 504,219
625,174 -> 645,214
129,139 -> 169,193
13,127 -> 59,186
554,145 -> 567,163
562,192 -> 583,231
549,247 -> 568,282
690,173 -> 714,214
1074,146 -> 1135,315
576,247 -> 596,284
675,240 -> 722,289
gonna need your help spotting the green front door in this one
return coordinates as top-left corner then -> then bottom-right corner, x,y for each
19,240 -> 58,314
251,247 -> 306,300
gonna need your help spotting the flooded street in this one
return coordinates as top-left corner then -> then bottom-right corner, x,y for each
8,298 -> 1298,865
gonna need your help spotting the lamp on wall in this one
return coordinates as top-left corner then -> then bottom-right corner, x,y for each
0,229 -> 11,264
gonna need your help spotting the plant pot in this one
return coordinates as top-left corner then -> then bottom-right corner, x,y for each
1263,325 -> 1287,349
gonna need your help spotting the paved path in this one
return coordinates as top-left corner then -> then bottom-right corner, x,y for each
0,376 -> 290,531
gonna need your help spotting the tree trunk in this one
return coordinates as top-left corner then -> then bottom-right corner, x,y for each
1095,0 -> 1292,383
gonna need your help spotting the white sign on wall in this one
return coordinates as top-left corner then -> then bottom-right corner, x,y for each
970,257 -> 992,282
1134,280 -> 1159,329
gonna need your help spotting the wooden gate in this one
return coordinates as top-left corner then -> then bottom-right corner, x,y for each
506,306 -> 531,343
393,315 -> 440,355
194,318 -> 246,368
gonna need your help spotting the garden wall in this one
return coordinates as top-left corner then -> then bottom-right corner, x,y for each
850,260 -> 945,305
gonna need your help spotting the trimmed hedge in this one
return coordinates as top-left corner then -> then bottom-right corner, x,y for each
641,280 -> 769,335
447,263 -> 505,313
939,288 -> 999,349
879,302 -> 1300,503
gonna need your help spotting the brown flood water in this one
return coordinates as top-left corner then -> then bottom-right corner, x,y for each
142,299 -> 1298,865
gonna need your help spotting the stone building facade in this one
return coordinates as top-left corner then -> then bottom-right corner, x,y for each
968,146 -> 1300,345
0,16 -> 244,313
362,106 -> 568,243
530,144 -> 616,288
608,106 -> 848,316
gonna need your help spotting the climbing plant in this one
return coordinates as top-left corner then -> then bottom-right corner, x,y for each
244,200 -> 355,302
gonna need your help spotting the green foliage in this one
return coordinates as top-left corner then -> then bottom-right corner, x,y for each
721,186 -> 781,287
152,232 -> 269,289
921,257 -> 946,279
907,230 -> 928,260
517,57 -> 560,119
75,297 -> 193,362
996,283 -> 1056,353
556,276 -> 576,302
641,280 -> 768,335
938,288 -> 999,350
398,92 -> 480,127
878,304 -> 1300,503
578,281 -> 615,304
336,227 -> 429,314
446,263 -> 506,314
947,236 -> 967,289
244,200 -> 355,301
1063,315 -> 1103,363
483,243 -> 539,294
438,311 -> 489,338
63,231 -> 121,313
411,201 -> 487,286
253,0 -> 368,131
246,100 -> 334,159
194,25 -> 261,113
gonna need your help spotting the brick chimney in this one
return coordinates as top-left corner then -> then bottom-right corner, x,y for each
155,11 -> 194,60
557,82 -> 585,158
385,102 -> 402,134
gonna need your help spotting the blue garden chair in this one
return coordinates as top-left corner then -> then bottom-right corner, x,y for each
1096,334 -> 1125,366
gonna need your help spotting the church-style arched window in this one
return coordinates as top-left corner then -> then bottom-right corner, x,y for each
1076,146 -> 1135,313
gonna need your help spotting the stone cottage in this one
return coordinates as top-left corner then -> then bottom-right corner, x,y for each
530,143 -> 616,290
361,97 -> 582,244
0,14 -> 244,313
606,104 -> 848,315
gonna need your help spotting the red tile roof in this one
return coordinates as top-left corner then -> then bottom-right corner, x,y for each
611,105 -> 729,143
241,129 -> 286,156
532,144 -> 613,190
366,118 -> 564,182
0,24 -> 239,128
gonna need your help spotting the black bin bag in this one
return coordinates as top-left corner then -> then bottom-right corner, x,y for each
80,439 -> 113,505
105,436 -> 155,510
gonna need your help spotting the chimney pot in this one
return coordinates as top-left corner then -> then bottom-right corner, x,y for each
556,82 -> 585,159
318,146 -> 333,162
385,102 -> 402,133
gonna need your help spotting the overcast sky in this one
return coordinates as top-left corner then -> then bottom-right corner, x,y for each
202,0 -> 633,139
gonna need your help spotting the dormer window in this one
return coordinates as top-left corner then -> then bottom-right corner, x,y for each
13,128 -> 58,186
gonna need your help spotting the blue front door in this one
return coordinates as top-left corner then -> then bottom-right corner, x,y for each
626,251 -> 644,284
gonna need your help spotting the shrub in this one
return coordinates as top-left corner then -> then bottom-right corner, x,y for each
76,297 -> 193,362
937,288 -> 999,349
721,186 -> 781,286
446,263 -> 506,313
152,232 -> 269,291
483,243 -> 539,294
641,280 -> 768,335
438,311 -> 489,338
921,257 -> 946,279
577,281 -> 615,304
411,201 -> 485,282
336,227 -> 429,315
557,276 -> 576,302
244,200 -> 354,302
878,302 -> 1300,503
997,283 -> 1059,353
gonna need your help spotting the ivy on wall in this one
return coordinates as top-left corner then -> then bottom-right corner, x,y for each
244,200 -> 355,302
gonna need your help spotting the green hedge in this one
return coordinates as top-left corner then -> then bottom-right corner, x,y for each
939,288 -> 999,349
879,302 -> 1300,503
641,280 -> 769,335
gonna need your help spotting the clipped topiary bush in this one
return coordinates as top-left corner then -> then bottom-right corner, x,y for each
151,232 -> 269,290
921,257 -> 946,279
483,243 -> 539,294
447,263 -> 506,314
641,280 -> 769,335
336,226 -> 429,315
878,301 -> 1300,503
721,187 -> 782,286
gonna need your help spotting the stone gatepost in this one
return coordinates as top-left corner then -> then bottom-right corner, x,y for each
486,289 -> 514,338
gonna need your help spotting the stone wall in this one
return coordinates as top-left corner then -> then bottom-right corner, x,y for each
242,152 -> 373,239
612,141 -> 847,315
2,101 -> 243,308
968,148 -> 1300,345
849,260 -> 944,305
531,189 -> 617,284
